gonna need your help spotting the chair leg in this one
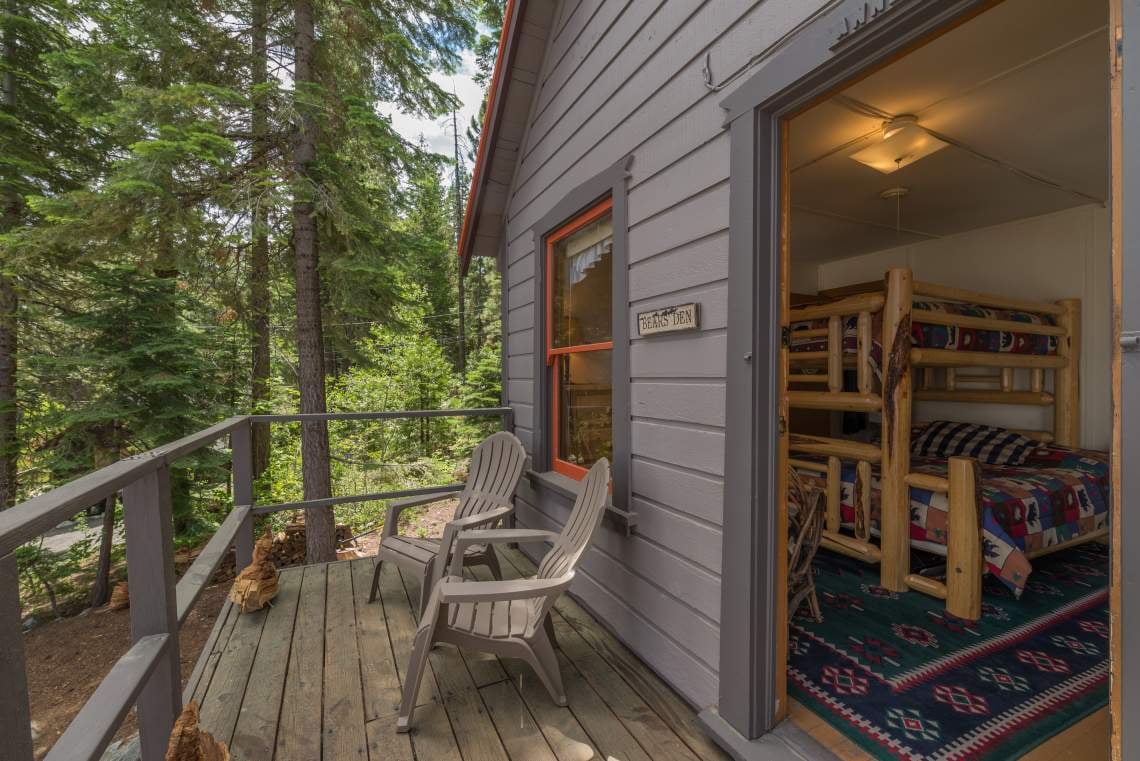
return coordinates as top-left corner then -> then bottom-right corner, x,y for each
807,571 -> 822,623
543,612 -> 557,649
397,623 -> 435,732
526,629 -> 566,706
369,558 -> 384,603
483,546 -> 503,580
417,560 -> 435,620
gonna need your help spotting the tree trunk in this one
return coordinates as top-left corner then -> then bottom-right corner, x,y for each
292,0 -> 335,563
0,272 -> 15,510
0,22 -> 19,510
250,0 -> 271,477
88,493 -> 117,608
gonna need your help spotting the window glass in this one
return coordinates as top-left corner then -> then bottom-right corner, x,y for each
551,213 -> 613,348
556,350 -> 613,469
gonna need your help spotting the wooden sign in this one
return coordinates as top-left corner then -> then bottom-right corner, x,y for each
637,303 -> 700,337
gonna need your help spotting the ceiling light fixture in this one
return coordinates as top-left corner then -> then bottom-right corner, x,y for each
850,115 -> 949,174
881,186 -> 909,236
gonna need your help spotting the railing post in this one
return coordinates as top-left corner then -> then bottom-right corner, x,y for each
501,407 -> 515,433
231,419 -> 255,569
123,465 -> 181,761
0,552 -> 34,761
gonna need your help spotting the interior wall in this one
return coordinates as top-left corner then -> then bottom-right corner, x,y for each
790,261 -> 820,294
814,204 -> 1110,450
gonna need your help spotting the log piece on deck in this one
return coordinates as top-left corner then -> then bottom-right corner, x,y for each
229,532 -> 278,613
166,700 -> 230,761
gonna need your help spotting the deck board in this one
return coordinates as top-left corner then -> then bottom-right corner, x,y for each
196,551 -> 730,761
275,564 -> 327,761
198,594 -> 270,745
322,561 -> 368,760
230,568 -> 302,758
188,599 -> 238,706
349,555 -> 404,721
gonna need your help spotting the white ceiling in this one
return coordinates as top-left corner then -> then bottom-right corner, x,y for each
790,0 -> 1110,266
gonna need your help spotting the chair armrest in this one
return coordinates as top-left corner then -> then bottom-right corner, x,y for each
455,528 -> 558,547
448,528 -> 558,577
437,574 -> 574,604
434,505 -> 515,586
445,505 -> 514,532
382,489 -> 462,539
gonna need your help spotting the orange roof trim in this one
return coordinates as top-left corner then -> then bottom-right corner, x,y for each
457,0 -> 521,276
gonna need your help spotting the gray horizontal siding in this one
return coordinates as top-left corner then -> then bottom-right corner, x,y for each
631,381 -> 726,426
515,487 -> 720,707
506,328 -> 534,358
498,0 -> 830,708
632,457 -> 723,526
630,232 -> 729,300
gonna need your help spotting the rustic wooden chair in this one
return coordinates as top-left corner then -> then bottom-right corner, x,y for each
788,467 -> 825,623
395,458 -> 611,733
369,430 -> 526,616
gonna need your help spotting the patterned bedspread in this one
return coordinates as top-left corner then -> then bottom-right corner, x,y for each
799,444 -> 1109,596
790,300 -> 1058,372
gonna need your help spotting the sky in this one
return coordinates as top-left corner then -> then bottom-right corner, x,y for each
381,49 -> 485,161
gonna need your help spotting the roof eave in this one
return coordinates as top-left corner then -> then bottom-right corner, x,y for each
458,0 -> 525,277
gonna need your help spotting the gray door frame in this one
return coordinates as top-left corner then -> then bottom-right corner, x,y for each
1114,1 -> 1138,758
702,0 -> 1129,756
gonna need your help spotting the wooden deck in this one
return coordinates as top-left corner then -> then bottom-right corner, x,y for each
188,547 -> 730,761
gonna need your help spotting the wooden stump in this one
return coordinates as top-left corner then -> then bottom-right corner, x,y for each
166,700 -> 230,761
108,582 -> 130,611
229,532 -> 279,613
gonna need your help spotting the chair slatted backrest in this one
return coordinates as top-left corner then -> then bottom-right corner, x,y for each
528,458 -> 611,626
454,431 -> 527,520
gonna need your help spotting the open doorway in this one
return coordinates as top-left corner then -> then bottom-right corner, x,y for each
781,0 -> 1112,757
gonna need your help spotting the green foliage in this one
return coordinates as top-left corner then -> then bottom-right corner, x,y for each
1,0 -> 506,613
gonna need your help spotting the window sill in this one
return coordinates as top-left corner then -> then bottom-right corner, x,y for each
526,469 -> 638,536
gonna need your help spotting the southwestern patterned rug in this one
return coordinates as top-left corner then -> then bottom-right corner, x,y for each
789,543 -> 1109,760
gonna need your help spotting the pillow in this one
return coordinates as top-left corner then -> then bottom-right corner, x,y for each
910,421 -> 1036,466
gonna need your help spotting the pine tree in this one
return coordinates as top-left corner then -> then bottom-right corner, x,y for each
290,0 -> 336,563
33,263 -> 227,529
0,1 -> 92,508
282,0 -> 476,561
249,0 -> 274,477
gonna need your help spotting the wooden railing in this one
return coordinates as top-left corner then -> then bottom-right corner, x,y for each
0,407 -> 514,761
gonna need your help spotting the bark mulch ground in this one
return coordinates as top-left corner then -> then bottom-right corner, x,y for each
25,582 -> 229,759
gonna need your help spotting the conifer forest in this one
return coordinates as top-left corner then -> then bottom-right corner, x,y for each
0,0 -> 504,616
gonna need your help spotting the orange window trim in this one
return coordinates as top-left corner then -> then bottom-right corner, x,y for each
547,341 -> 614,360
545,196 -> 613,480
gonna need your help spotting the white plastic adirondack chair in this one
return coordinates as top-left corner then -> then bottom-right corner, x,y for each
396,457 -> 611,733
369,431 -> 526,616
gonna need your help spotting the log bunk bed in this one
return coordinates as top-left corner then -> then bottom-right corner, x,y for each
786,267 -> 1108,621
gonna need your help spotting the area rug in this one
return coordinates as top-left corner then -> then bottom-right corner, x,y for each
788,542 -> 1109,760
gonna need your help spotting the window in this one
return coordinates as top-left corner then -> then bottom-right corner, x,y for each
546,198 -> 614,479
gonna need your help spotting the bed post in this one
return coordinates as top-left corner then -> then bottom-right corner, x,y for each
1054,298 -> 1081,447
880,267 -> 913,592
826,456 -> 841,533
946,456 -> 983,621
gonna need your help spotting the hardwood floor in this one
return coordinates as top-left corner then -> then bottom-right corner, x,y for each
190,547 -> 729,761
790,700 -> 1111,760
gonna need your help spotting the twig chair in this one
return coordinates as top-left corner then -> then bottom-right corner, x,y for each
396,458 -> 611,732
369,431 -> 526,616
788,467 -> 825,623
